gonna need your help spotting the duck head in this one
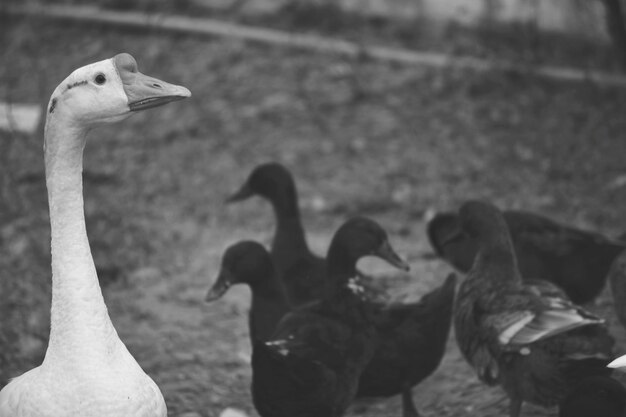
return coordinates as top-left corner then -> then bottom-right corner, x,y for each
457,201 -> 509,241
46,53 -> 191,126
226,163 -> 296,205
327,217 -> 410,275
206,241 -> 274,302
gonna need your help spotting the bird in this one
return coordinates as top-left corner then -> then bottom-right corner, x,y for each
205,240 -> 291,343
558,375 -> 626,417
226,162 -> 326,305
607,249 -> 626,330
251,217 -> 410,417
0,53 -> 190,417
205,241 -> 456,417
427,207 -> 624,304
453,201 -> 614,417
356,273 -> 457,417
226,162 -> 390,306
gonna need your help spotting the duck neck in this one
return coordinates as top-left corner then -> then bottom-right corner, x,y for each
270,191 -> 311,267
249,269 -> 291,308
42,112 -> 119,365
474,231 -> 521,283
325,247 -> 356,296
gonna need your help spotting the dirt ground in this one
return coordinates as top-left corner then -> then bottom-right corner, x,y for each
2,10 -> 626,417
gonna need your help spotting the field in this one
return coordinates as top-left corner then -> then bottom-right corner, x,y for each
2,7 -> 626,416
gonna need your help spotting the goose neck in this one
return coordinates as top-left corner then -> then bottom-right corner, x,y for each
43,114 -> 119,364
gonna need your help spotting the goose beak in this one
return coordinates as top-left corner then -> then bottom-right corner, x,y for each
112,53 -> 191,112
205,269 -> 234,302
374,240 -> 410,272
608,355 -> 626,370
226,183 -> 254,204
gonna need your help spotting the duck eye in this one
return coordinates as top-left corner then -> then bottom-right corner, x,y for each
94,74 -> 106,85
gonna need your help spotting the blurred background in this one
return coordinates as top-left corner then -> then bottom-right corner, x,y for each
1,1 -> 626,416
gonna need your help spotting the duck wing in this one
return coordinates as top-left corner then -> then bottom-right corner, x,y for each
481,281 -> 604,347
458,279 -> 606,384
506,211 -> 624,302
268,309 -> 371,372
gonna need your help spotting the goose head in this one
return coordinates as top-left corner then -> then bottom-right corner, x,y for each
206,241 -> 275,301
47,53 -> 191,126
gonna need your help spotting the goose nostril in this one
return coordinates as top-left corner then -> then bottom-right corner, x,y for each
152,83 -> 162,88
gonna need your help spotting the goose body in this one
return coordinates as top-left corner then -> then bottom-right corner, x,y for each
0,53 -> 190,417
453,201 -> 614,417
251,217 -> 410,417
428,209 -> 624,304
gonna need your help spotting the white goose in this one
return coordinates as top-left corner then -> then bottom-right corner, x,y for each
0,53 -> 190,417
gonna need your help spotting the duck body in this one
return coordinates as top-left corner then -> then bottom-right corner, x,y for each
453,201 -> 614,417
356,273 -> 456,414
607,249 -> 626,330
206,241 -> 291,343
0,53 -> 190,417
251,217 -> 409,417
428,209 -> 624,304
252,293 -> 378,417
559,376 -> 626,417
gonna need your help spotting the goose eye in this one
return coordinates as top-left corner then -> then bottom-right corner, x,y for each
95,74 -> 106,85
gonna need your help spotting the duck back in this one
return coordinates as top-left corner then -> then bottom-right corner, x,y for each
357,273 -> 457,397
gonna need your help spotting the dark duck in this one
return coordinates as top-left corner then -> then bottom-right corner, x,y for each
205,241 -> 291,343
226,162 -> 326,305
356,273 -> 457,417
607,250 -> 626,330
427,207 -> 624,304
205,239 -> 456,417
453,201 -> 615,417
559,375 -> 626,417
251,217 -> 410,417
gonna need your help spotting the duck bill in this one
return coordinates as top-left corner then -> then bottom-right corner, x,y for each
373,240 -> 410,272
439,227 -> 465,247
205,270 -> 234,302
608,355 -> 626,370
225,183 -> 254,204
124,72 -> 191,112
